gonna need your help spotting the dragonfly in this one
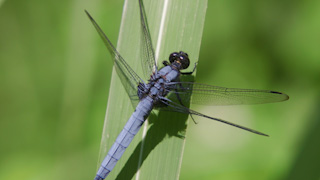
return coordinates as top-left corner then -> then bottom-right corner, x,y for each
86,0 -> 289,179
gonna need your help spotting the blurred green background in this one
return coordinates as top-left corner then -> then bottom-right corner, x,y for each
1,0 -> 319,180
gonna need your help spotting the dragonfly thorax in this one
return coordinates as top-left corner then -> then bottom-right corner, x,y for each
137,64 -> 180,106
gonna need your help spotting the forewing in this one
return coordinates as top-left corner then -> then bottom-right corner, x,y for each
138,0 -> 158,78
85,10 -> 142,104
166,82 -> 289,106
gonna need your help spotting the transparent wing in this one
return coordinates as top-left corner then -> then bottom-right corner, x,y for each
85,10 -> 142,104
165,82 -> 289,106
159,97 -> 269,136
138,0 -> 158,78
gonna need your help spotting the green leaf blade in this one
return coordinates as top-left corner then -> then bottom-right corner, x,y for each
96,0 -> 207,179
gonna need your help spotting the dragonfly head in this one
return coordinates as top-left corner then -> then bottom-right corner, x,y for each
169,51 -> 190,70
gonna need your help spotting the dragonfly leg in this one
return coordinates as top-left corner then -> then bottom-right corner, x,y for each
181,62 -> 198,75
162,60 -> 170,66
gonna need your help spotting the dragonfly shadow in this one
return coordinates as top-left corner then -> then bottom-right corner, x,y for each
115,75 -> 194,180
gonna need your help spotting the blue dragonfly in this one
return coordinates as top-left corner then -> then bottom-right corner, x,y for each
86,0 -> 289,179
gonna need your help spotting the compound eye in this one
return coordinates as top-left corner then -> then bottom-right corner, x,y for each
169,52 -> 179,63
179,51 -> 189,57
180,54 -> 190,69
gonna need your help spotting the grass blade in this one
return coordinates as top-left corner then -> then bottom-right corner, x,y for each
96,0 -> 207,179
